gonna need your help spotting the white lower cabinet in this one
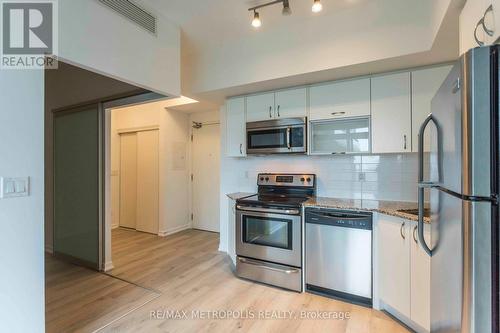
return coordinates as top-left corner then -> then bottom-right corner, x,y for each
378,215 -> 411,318
227,198 -> 236,266
410,220 -> 431,332
377,214 -> 430,333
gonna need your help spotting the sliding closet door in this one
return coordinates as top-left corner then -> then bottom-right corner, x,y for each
53,104 -> 102,270
119,133 -> 137,229
136,130 -> 159,234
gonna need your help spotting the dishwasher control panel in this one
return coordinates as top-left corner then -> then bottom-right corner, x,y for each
305,208 -> 372,230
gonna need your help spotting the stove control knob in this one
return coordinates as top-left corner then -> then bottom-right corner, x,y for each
265,177 -> 269,182
300,177 -> 305,182
306,177 -> 311,182
260,177 -> 264,181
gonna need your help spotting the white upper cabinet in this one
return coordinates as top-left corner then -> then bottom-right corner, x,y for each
310,78 -> 371,120
226,97 -> 246,157
246,92 -> 275,122
410,221 -> 431,332
411,66 -> 453,152
371,72 -> 411,153
275,87 -> 307,119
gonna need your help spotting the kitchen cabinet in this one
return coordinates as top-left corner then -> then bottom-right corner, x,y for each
378,214 -> 411,319
246,92 -> 275,122
275,87 -> 307,119
411,66 -> 453,152
309,117 -> 370,155
246,88 -> 306,122
227,198 -> 236,266
226,97 -> 246,157
371,72 -> 411,153
378,214 -> 431,332
309,78 -> 370,121
410,220 -> 431,332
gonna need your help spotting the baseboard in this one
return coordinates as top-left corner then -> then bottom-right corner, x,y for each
45,244 -> 53,254
158,223 -> 191,237
104,261 -> 114,272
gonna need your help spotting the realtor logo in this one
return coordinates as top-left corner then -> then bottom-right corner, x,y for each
1,0 -> 58,69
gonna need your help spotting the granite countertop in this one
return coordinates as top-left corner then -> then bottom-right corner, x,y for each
303,197 -> 431,223
226,192 -> 255,200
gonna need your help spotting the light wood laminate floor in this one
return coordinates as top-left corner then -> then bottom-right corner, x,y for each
46,228 -> 409,333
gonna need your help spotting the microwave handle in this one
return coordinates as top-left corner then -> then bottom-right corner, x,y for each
286,127 -> 291,149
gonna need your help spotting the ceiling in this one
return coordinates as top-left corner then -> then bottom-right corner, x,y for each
141,0 -> 374,55
138,0 -> 464,112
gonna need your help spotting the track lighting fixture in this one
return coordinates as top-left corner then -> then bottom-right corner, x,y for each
252,10 -> 262,28
248,0 -> 324,28
312,0 -> 323,13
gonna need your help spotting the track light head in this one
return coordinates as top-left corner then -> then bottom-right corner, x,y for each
282,0 -> 291,16
252,10 -> 262,28
312,0 -> 323,13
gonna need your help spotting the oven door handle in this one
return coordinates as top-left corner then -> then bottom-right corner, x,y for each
236,205 -> 300,215
238,257 -> 300,274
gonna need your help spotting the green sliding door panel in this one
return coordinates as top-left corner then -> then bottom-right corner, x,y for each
53,104 -> 101,269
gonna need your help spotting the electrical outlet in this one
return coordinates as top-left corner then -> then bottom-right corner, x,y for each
0,177 -> 29,198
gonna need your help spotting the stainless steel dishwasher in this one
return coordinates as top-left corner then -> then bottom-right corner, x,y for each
305,208 -> 372,307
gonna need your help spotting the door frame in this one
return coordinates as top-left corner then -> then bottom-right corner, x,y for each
190,120 -> 221,232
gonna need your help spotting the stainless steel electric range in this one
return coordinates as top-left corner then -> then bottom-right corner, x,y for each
235,173 -> 316,292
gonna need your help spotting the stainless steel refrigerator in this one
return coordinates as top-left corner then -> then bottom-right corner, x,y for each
417,45 -> 499,333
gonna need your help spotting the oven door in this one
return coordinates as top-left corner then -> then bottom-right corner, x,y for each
236,206 -> 301,267
246,120 -> 306,154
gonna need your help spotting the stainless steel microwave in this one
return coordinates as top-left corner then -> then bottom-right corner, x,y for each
246,117 -> 307,154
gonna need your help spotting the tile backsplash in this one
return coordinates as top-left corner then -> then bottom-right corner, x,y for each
223,153 -> 426,202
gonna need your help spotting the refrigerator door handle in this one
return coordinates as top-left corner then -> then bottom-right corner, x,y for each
418,113 -> 437,256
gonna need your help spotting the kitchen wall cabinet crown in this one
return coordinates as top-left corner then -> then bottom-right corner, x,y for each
226,97 -> 246,157
246,88 -> 307,122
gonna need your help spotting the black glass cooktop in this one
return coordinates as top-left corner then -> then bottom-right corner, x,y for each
237,194 -> 310,208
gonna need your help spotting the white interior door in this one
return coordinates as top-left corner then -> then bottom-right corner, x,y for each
192,123 -> 220,232
119,132 -> 137,229
136,130 -> 159,234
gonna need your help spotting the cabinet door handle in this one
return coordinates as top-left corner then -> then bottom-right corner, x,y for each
331,111 -> 346,116
269,106 -> 272,118
277,105 -> 281,117
413,225 -> 418,244
239,143 -> 243,155
400,221 -> 406,240
403,135 -> 407,150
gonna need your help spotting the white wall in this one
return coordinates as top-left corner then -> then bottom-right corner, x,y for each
459,0 -> 488,54
0,71 -> 45,331
59,0 -> 180,97
159,109 -> 190,235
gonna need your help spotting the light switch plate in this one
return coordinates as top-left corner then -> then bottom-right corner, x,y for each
0,177 -> 30,198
